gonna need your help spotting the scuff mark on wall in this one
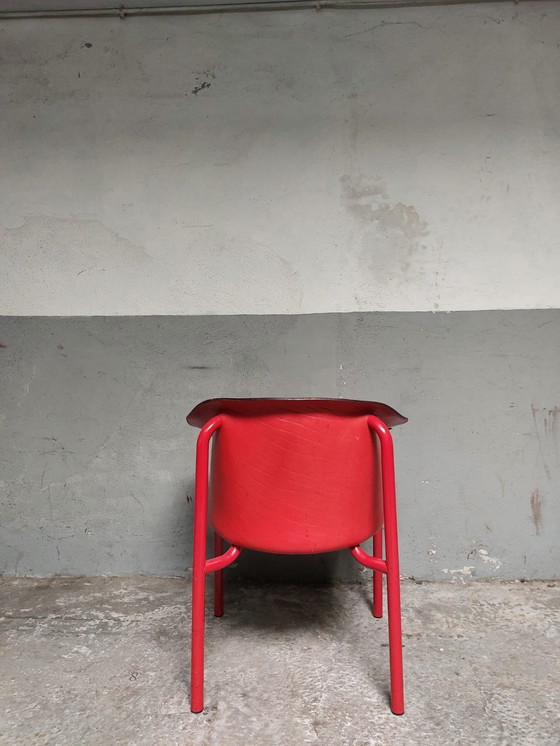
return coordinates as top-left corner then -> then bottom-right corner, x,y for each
340,174 -> 435,307
543,406 -> 559,436
340,175 -> 389,222
466,543 -> 503,571
530,488 -> 543,535
341,175 -> 428,240
371,202 -> 429,241
532,403 -> 560,439
336,363 -> 348,396
442,566 -> 475,583
495,473 -> 506,498
530,405 -> 552,480
476,549 -> 502,569
18,364 -> 38,408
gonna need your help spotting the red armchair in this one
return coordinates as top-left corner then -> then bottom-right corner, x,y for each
187,398 -> 407,715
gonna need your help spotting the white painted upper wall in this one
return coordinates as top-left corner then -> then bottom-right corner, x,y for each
1,4 -> 559,315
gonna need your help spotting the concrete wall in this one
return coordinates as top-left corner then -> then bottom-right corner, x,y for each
1,312 -> 559,580
2,4 -> 560,315
1,5 -> 559,579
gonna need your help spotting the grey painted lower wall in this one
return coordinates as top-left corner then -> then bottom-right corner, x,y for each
1,312 -> 559,580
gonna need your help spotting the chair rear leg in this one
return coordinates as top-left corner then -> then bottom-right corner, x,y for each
213,532 -> 224,617
373,529 -> 383,618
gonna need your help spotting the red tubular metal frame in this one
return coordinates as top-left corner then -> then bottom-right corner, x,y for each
190,416 -> 242,714
190,412 -> 404,716
213,532 -> 224,617
349,415 -> 404,715
373,529 -> 383,619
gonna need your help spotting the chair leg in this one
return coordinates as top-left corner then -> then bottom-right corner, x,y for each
213,532 -> 224,617
379,444 -> 404,715
190,548 -> 206,713
368,415 -> 404,716
385,522 -> 404,715
190,416 -> 222,714
372,529 -> 383,618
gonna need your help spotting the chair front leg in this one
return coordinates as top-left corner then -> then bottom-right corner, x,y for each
190,416 -> 222,714
352,417 -> 405,715
368,415 -> 404,716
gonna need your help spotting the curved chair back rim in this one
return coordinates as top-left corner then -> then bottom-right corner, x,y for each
187,397 -> 408,428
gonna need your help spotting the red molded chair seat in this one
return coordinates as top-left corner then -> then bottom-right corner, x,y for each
187,398 -> 407,715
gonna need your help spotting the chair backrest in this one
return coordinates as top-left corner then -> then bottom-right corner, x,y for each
187,399 -> 407,554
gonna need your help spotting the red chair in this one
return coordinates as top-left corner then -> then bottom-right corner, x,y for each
187,398 -> 407,715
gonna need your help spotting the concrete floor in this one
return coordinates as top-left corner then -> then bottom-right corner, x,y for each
0,578 -> 558,746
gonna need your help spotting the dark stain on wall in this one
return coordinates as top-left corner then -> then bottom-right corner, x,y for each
543,406 -> 560,436
530,488 -> 543,535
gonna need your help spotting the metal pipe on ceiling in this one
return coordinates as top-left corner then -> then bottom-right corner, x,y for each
0,0 -> 547,21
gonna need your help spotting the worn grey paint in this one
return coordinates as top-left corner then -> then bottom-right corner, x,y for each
2,4 -> 560,314
1,311 -> 559,579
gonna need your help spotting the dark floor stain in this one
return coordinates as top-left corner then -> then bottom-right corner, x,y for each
0,342 -> 7,348
530,488 -> 543,535
81,42 -> 93,49
192,81 -> 211,95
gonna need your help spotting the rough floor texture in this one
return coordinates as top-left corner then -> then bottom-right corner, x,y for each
0,578 -> 558,746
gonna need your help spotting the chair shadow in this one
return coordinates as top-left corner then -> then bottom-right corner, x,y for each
217,549 -> 345,632
189,557 -> 392,709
